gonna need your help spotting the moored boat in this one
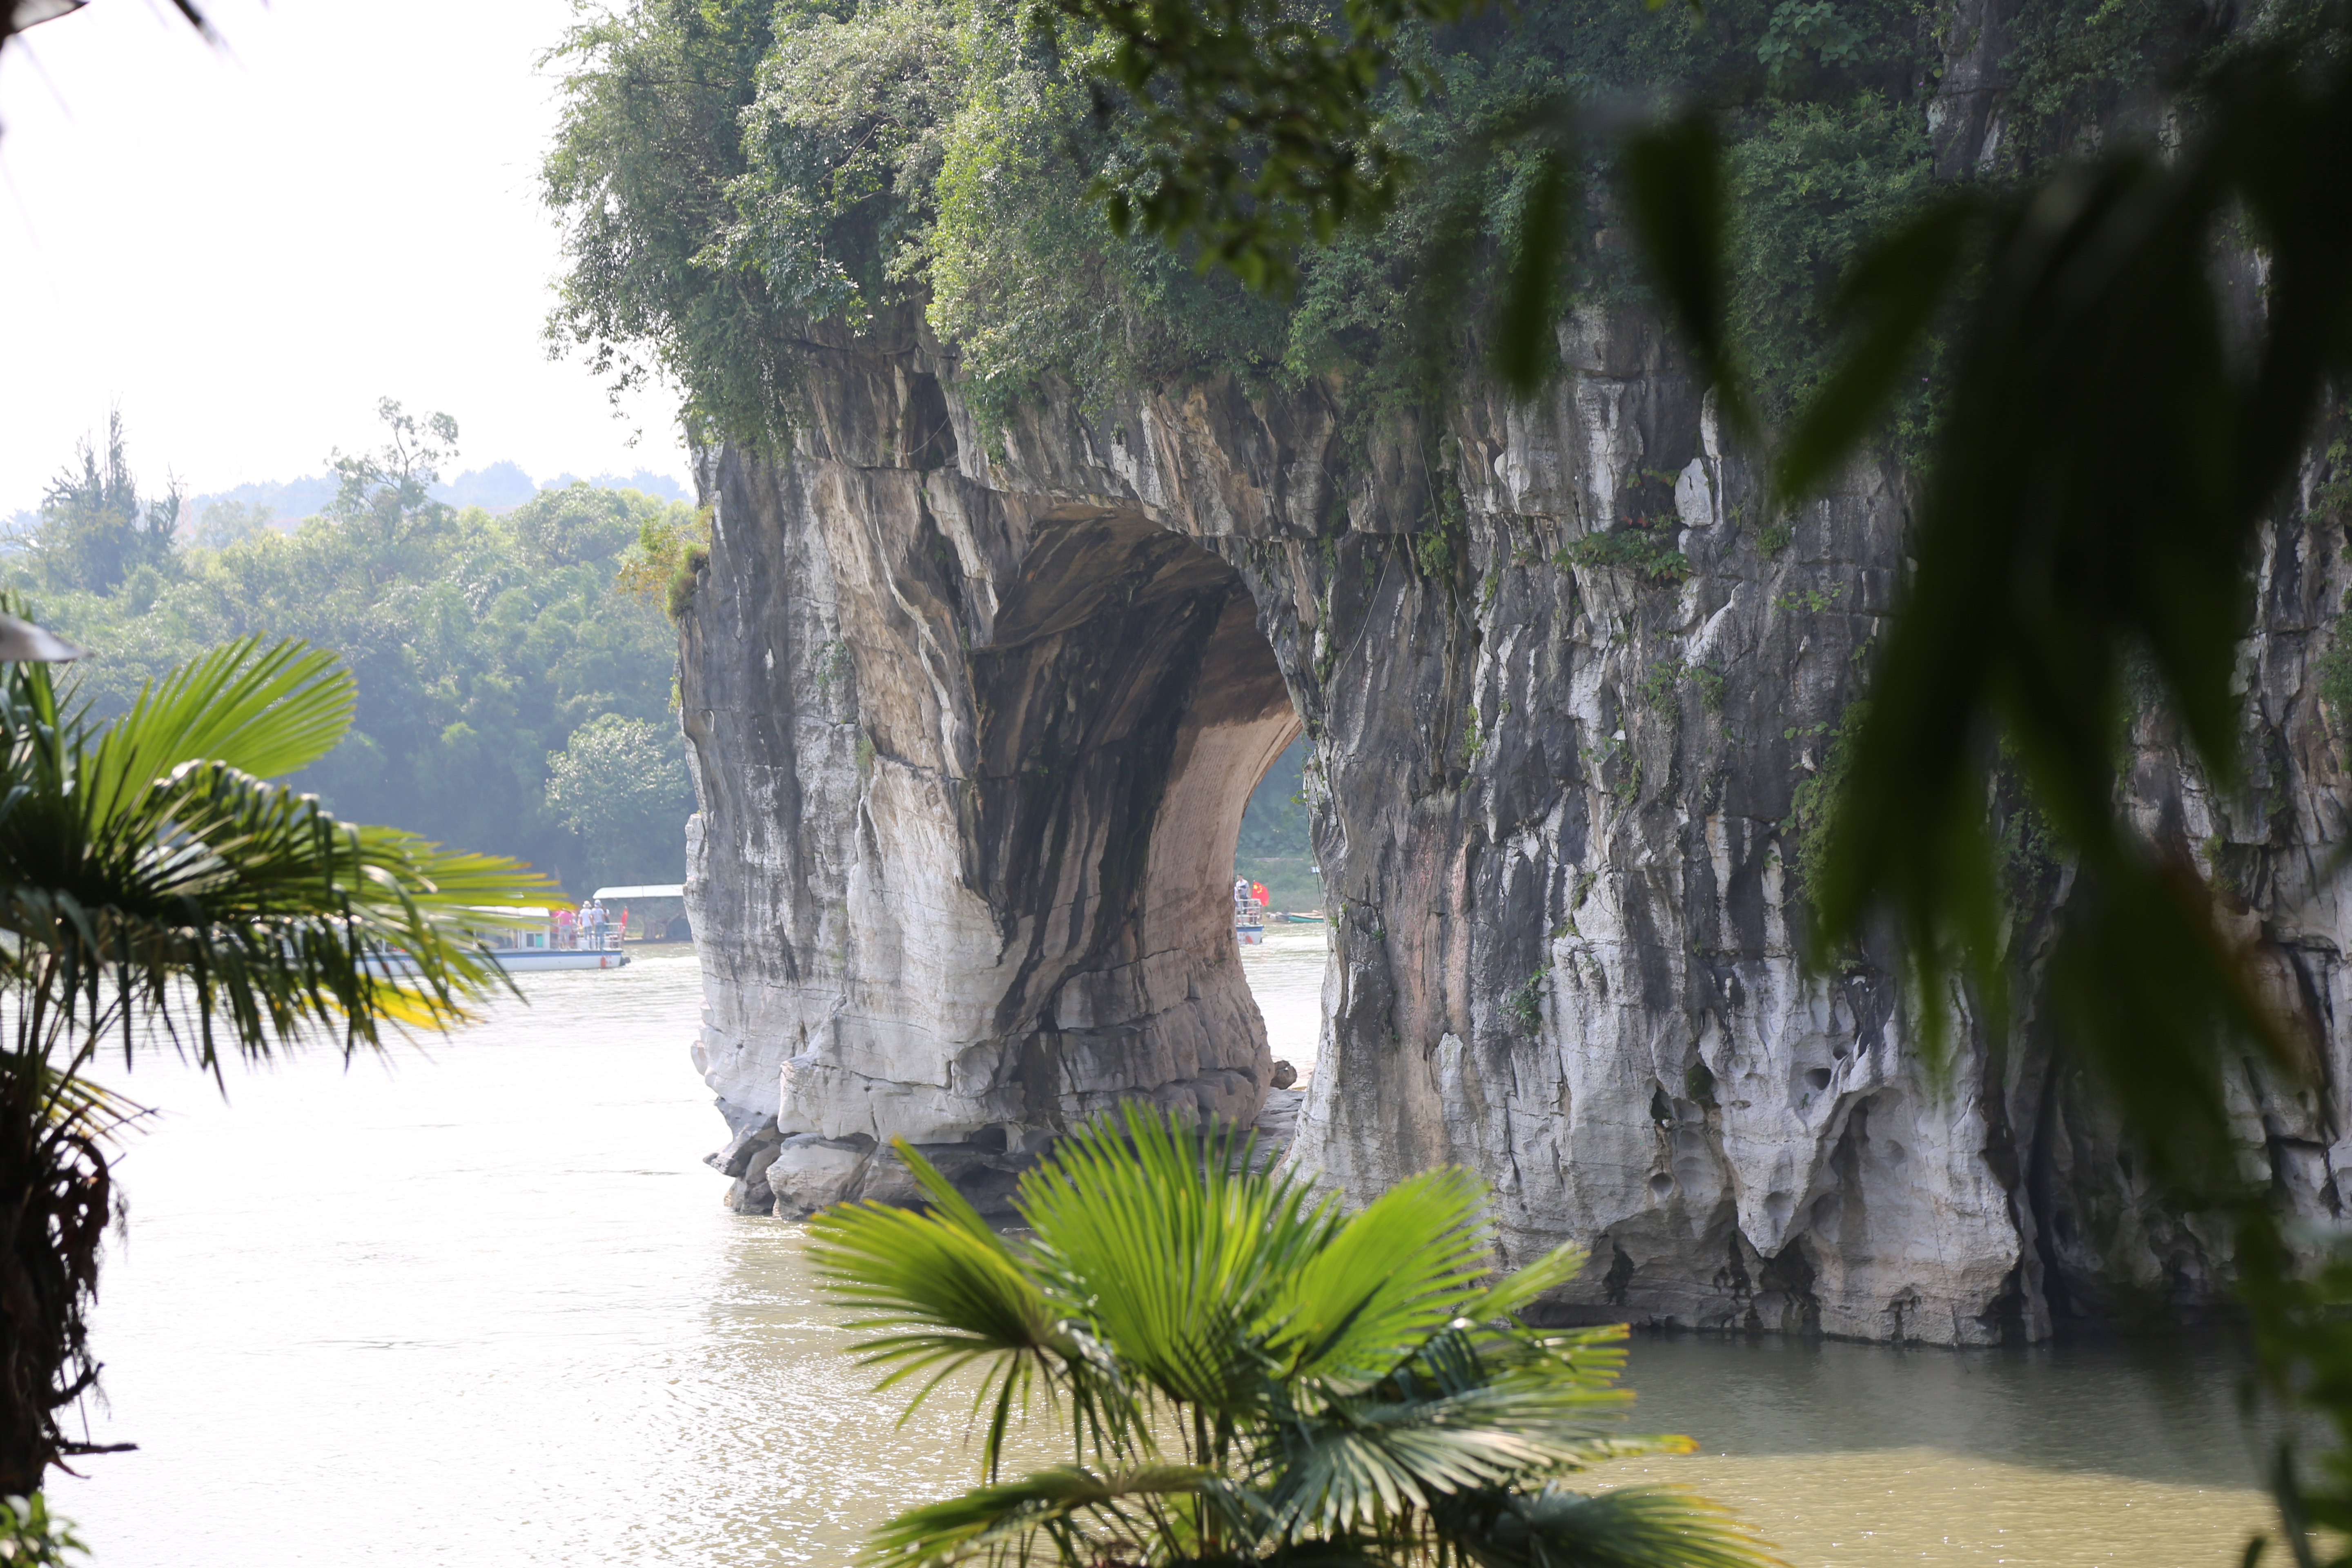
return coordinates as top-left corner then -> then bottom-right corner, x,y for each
364,905 -> 632,974
592,883 -> 690,942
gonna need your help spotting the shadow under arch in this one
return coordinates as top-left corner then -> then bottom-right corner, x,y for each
969,507 -> 1303,1153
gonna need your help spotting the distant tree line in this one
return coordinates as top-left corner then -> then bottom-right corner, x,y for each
1238,737 -> 1321,911
5,404 -> 704,895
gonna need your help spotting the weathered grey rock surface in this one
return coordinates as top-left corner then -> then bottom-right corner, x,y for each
679,298 -> 2352,1345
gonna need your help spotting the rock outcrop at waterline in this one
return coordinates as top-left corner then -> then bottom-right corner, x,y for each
679,296 -> 2352,1345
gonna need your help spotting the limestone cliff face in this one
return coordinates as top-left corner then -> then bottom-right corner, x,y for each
679,297 -> 2352,1345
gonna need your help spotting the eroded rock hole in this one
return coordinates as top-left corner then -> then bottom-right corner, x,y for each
973,512 -> 1307,1158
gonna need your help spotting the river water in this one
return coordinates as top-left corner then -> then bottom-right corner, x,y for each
64,934 -> 2276,1566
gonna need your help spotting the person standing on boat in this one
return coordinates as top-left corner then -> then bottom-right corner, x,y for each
1233,875 -> 1249,909
555,904 -> 577,949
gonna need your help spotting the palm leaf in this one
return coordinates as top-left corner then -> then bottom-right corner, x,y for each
1267,1371 -> 1685,1540
1461,1242 -> 1588,1326
1016,1104 -> 1334,1421
807,1154 -> 1074,1480
858,1463 -> 1207,1568
1282,1165 -> 1494,1384
1449,1482 -> 1786,1568
0,646 -> 545,1071
80,636 -> 356,827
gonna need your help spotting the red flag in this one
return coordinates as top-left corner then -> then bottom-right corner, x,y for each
1251,881 -> 1269,904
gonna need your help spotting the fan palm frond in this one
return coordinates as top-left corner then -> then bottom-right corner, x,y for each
1281,1165 -> 1494,1385
808,1151 -> 1073,1478
820,1105 -> 1779,1568
79,635 -> 355,825
1461,1243 -> 1588,1326
0,642 -> 546,1072
1267,1371 -> 1695,1541
1018,1104 -> 1334,1421
1447,1482 -> 1786,1568
859,1462 -> 1209,1568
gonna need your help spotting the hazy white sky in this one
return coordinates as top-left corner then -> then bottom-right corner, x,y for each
0,0 -> 688,512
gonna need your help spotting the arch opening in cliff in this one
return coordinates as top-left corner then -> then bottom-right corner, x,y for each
701,488 -> 1320,1219
969,509 -> 1304,1148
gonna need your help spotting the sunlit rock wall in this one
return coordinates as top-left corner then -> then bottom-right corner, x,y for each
678,286 -> 2351,1344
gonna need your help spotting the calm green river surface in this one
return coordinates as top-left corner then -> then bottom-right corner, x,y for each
65,932 -> 2274,1566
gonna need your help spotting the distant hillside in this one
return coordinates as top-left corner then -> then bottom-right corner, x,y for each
542,469 -> 689,503
187,473 -> 341,527
177,464 -> 690,533
430,461 -> 538,511
5,464 -> 693,540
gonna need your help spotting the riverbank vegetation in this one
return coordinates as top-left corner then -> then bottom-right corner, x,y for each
813,1104 -> 1777,1567
7,409 -> 697,895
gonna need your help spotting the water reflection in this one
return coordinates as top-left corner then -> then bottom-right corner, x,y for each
1627,1333 -> 2260,1485
1608,1335 -> 2271,1566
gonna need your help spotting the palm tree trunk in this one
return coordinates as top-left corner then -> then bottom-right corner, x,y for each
0,1052 -> 111,1494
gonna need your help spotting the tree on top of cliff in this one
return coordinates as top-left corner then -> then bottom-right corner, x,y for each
812,1103 -> 1782,1567
541,0 -> 1944,443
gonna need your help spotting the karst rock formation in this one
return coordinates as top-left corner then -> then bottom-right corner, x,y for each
681,292 -> 2352,1346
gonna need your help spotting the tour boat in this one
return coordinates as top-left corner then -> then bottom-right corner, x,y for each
1235,895 -> 1267,946
591,883 -> 691,943
364,906 -> 632,974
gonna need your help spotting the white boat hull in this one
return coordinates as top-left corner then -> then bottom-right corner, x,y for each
366,948 -> 630,975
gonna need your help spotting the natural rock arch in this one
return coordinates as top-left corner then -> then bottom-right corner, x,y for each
681,316 -> 2352,1346
688,445 -> 1302,1216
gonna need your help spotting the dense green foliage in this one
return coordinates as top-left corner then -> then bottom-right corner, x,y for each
544,0 -> 2259,454
560,0 -> 2202,450
6,415 -> 696,895
811,1104 -> 1775,1566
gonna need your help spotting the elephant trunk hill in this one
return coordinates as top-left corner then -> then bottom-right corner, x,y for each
676,295 -> 2352,1345
582,0 -> 2352,1344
